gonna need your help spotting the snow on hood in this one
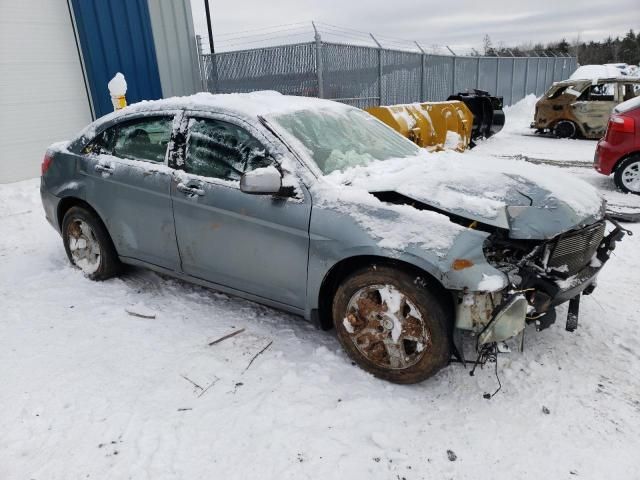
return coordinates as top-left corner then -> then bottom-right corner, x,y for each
324,150 -> 605,240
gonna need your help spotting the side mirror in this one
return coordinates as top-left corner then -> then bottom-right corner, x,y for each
240,166 -> 282,195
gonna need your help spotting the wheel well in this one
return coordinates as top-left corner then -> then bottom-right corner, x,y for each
612,151 -> 640,173
56,197 -> 101,230
316,255 -> 455,331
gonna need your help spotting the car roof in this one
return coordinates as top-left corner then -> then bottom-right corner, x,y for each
99,91 -> 347,123
72,91 -> 353,150
554,77 -> 640,86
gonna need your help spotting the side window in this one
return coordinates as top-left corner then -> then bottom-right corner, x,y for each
112,117 -> 173,163
582,82 -> 616,102
184,118 -> 271,181
623,84 -> 640,101
83,127 -> 116,155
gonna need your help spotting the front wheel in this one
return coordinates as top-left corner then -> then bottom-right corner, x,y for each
62,206 -> 121,280
332,266 -> 451,384
553,120 -> 577,139
614,155 -> 640,195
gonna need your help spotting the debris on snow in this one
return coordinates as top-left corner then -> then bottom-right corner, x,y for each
125,302 -> 156,319
243,340 -> 273,373
208,328 -> 246,346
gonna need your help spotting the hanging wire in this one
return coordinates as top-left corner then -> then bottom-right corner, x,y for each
214,21 -> 311,38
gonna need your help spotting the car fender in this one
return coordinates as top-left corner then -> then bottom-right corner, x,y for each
305,208 -> 507,317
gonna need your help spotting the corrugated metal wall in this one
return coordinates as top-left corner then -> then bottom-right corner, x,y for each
147,0 -> 201,98
70,0 -> 163,118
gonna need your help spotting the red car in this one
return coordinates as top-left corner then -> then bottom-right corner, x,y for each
595,96 -> 640,194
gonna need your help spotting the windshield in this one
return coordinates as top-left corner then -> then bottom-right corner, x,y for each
267,107 -> 421,174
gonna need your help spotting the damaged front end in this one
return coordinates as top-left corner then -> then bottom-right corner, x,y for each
455,216 -> 629,347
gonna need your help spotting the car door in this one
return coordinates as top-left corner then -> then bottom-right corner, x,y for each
572,81 -> 618,137
170,114 -> 311,309
80,113 -> 181,271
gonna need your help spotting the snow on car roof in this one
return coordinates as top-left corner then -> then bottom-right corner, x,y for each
72,91 -> 351,144
110,91 -> 345,119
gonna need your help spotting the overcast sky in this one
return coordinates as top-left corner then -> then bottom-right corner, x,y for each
190,0 -> 640,53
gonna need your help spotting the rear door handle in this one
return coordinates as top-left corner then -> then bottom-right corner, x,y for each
177,183 -> 205,196
94,164 -> 114,174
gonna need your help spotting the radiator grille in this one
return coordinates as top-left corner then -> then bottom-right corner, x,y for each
547,222 -> 605,276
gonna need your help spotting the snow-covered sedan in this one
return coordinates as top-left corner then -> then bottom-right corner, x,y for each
40,92 -> 626,384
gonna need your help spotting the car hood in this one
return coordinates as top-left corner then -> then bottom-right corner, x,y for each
325,152 -> 605,240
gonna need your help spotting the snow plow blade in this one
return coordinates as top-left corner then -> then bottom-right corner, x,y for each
447,90 -> 505,146
365,100 -> 473,152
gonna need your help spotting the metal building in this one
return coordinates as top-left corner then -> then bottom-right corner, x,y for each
0,0 -> 201,183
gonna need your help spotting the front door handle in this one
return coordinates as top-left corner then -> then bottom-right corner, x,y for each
177,183 -> 205,196
94,164 -> 114,174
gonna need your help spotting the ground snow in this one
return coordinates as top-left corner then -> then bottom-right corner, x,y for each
2,178 -> 639,479
2,95 -> 640,479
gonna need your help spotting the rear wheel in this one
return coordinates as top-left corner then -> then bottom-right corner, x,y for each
332,266 -> 451,384
62,206 -> 121,280
554,120 -> 577,139
614,155 -> 640,195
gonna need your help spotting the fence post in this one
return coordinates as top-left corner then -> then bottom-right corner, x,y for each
509,57 -> 515,106
451,56 -> 457,96
523,57 -> 529,98
476,57 -> 481,89
195,35 -> 206,92
370,33 -> 383,105
312,22 -> 324,98
495,58 -> 499,97
415,41 -> 425,101
535,58 -> 541,95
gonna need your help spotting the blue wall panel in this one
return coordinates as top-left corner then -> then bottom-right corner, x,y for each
71,0 -> 163,118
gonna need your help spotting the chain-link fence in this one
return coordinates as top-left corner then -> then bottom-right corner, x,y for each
201,41 -> 577,108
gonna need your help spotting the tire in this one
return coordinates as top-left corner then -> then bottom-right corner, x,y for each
614,155 -> 640,195
62,206 -> 121,280
332,265 -> 451,384
554,120 -> 577,139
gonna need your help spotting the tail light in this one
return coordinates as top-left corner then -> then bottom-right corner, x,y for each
41,152 -> 54,175
609,114 -> 635,134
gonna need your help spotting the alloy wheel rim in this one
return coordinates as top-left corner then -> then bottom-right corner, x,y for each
343,284 -> 430,370
67,219 -> 101,274
621,160 -> 640,193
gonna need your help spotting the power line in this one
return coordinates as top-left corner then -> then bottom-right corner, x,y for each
216,25 -> 313,43
214,21 -> 311,38
216,31 -> 315,49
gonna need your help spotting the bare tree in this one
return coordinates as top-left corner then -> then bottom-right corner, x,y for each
483,34 -> 493,55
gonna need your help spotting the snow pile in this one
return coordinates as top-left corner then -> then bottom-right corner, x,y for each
107,72 -> 127,97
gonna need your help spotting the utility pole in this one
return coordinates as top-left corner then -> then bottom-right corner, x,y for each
204,0 -> 218,92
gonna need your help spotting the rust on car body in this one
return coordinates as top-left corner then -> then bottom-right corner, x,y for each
531,77 -> 640,139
